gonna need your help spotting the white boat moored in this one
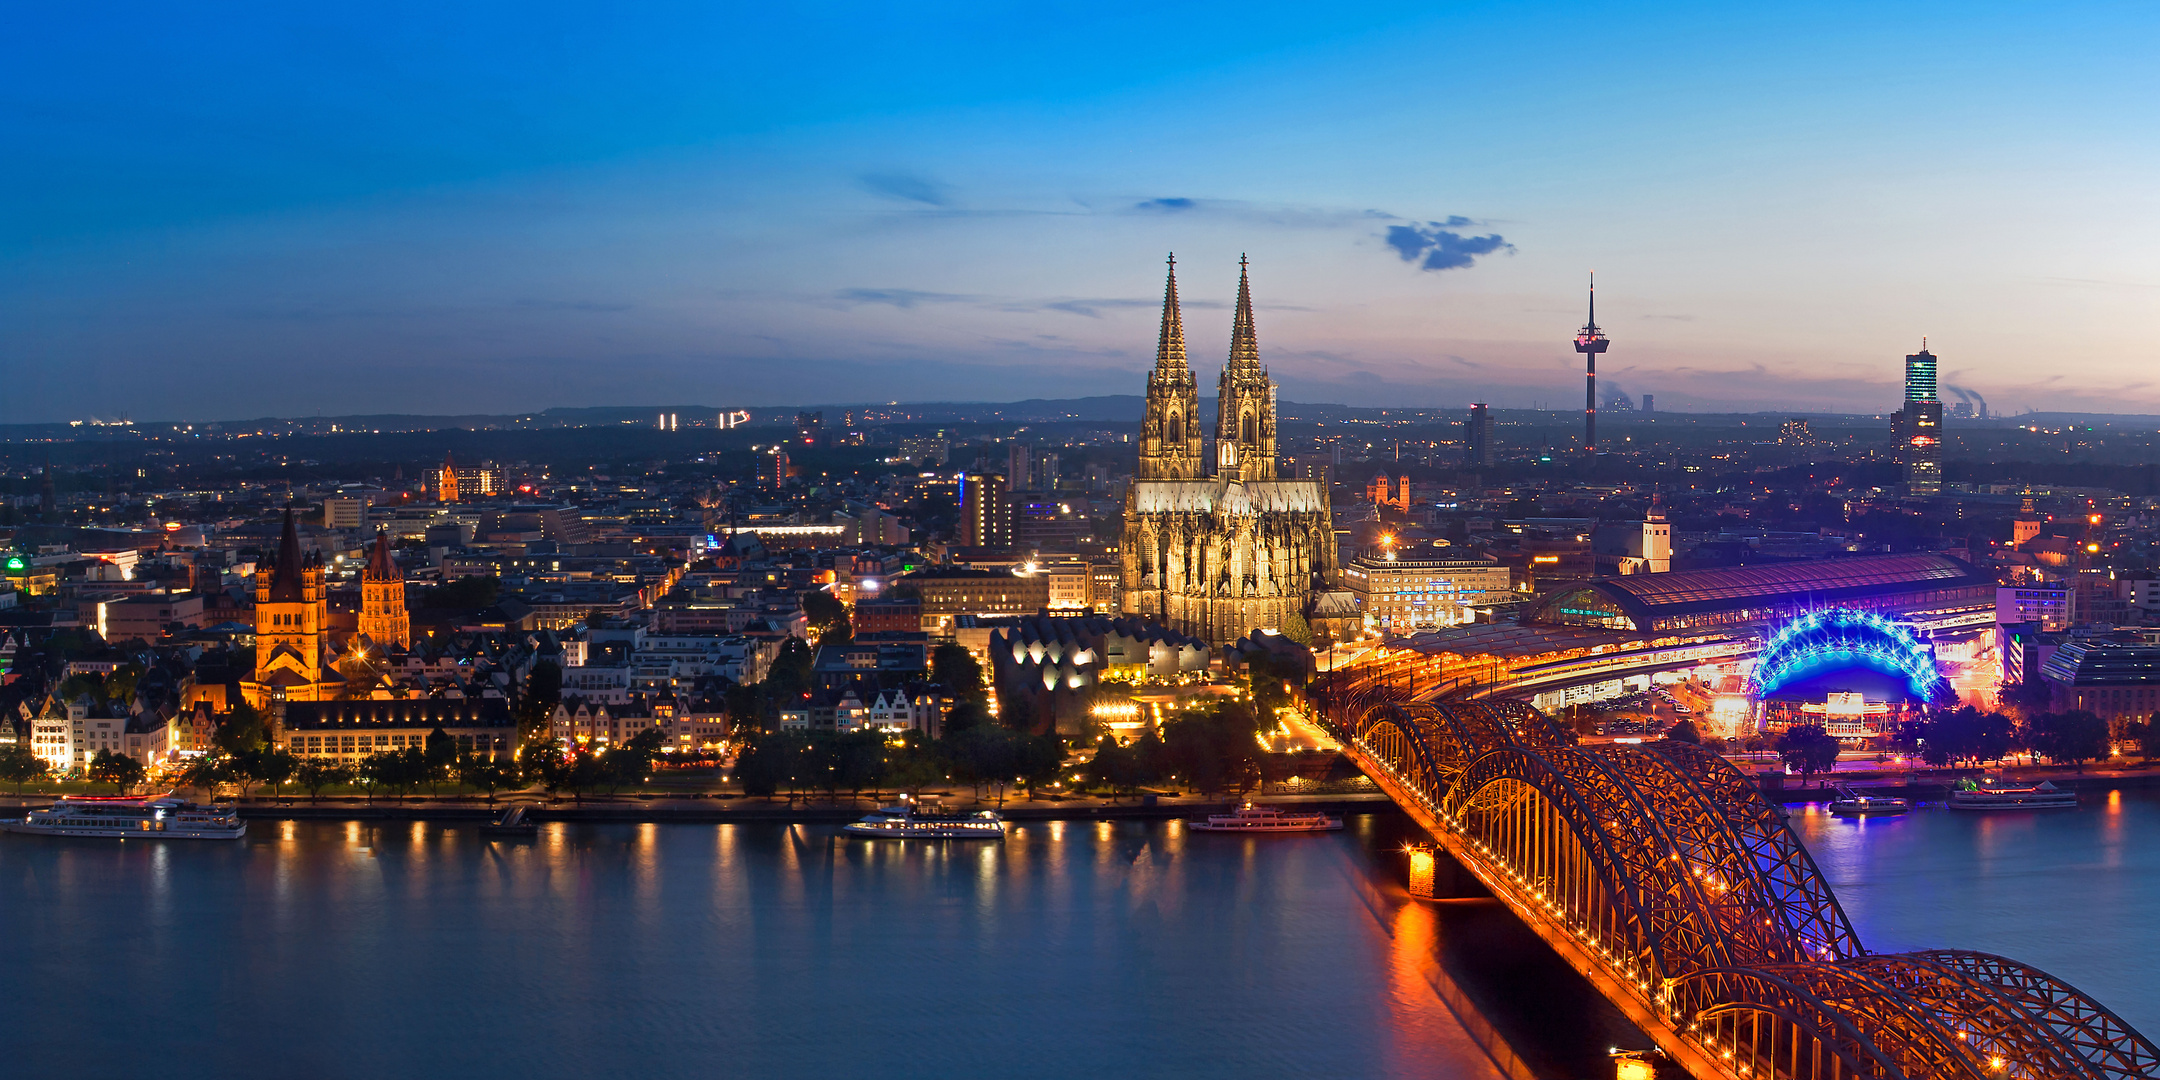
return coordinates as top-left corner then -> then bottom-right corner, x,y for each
2,795 -> 247,840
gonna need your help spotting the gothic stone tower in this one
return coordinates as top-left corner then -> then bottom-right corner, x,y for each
439,452 -> 461,503
246,505 -> 335,705
1137,255 -> 1205,480
1122,256 -> 1336,646
1214,256 -> 1277,483
358,529 -> 410,649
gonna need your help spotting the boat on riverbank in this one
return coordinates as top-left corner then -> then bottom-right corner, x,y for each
842,801 -> 1006,839
1948,776 -> 2078,811
481,803 -> 538,836
1188,803 -> 1343,833
1829,787 -> 1913,816
1,795 -> 246,839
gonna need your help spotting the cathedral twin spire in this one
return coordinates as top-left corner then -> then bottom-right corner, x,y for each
1138,254 -> 1276,482
1139,255 -> 1204,480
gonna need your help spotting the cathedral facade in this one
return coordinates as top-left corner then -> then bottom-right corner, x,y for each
1120,257 -> 1336,645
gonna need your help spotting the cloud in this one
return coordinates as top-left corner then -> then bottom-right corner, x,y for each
1135,197 -> 1196,211
516,299 -> 632,313
833,288 -> 976,308
1383,221 -> 1515,271
858,172 -> 950,206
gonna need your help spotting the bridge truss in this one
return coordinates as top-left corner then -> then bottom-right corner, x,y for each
1315,658 -> 2159,1080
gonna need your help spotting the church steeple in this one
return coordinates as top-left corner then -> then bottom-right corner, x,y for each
1156,253 -> 1188,372
1215,255 -> 1277,482
1226,253 -> 1261,374
1137,254 -> 1204,480
439,452 -> 460,503
358,528 -> 410,649
266,503 -> 306,602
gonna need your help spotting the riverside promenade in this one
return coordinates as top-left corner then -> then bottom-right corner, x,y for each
0,789 -> 1398,824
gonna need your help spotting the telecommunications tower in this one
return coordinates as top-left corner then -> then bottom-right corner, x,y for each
1574,273 -> 1609,453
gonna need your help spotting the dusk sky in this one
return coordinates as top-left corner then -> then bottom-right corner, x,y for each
6,2 -> 2158,423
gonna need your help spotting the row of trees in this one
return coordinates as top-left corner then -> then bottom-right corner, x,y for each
732,725 -> 1063,806
1762,706 -> 2140,780
731,636 -> 1085,805
1085,702 -> 1272,798
1897,706 -> 2125,769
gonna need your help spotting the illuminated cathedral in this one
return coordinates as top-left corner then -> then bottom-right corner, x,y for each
1120,256 -> 1336,645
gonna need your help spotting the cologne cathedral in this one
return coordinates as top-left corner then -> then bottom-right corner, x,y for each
1120,256 -> 1336,645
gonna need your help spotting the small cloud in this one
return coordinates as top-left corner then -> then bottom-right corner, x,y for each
1041,298 -> 1154,318
1448,355 -> 1482,369
516,299 -> 632,313
858,172 -> 950,206
834,288 -> 975,308
1135,197 -> 1197,212
1384,221 -> 1515,272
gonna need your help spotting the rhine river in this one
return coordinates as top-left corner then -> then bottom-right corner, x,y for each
3,792 -> 2156,1079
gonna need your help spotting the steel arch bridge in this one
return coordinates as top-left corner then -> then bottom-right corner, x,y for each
1314,662 -> 2159,1080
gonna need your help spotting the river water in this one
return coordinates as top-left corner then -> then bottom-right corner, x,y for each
1788,787 -> 2160,1035
2,796 -> 2151,1079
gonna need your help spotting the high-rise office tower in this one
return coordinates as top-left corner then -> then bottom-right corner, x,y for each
1007,443 -> 1033,491
1641,394 -> 1654,414
961,471 -> 1013,549
1904,339 -> 1938,403
1467,403 -> 1495,467
756,446 -> 789,490
1897,340 -> 1942,495
1573,274 -> 1609,453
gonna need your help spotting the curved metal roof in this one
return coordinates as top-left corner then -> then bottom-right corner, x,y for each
1529,553 -> 1990,631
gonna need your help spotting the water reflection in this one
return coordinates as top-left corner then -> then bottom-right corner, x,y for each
0,813 -> 1641,1080
1791,788 -> 2160,1034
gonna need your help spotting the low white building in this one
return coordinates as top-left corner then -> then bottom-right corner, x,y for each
866,688 -> 945,735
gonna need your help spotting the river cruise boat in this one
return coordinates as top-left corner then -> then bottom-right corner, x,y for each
1828,787 -> 1912,816
843,801 -> 1006,840
1948,776 -> 2078,811
2,795 -> 246,840
1188,803 -> 1343,833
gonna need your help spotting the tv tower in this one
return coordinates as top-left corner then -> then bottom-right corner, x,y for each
1574,272 -> 1609,453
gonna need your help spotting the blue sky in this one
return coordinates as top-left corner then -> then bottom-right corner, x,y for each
5,2 -> 2158,422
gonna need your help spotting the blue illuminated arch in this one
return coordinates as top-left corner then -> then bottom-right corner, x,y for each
1747,608 -> 1954,705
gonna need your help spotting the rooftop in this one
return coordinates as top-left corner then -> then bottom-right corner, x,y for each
1528,553 -> 1991,632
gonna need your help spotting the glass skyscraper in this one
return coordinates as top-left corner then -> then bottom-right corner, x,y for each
1905,342 -> 1938,403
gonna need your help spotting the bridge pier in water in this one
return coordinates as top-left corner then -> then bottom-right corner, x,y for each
1316,657 -> 2160,1080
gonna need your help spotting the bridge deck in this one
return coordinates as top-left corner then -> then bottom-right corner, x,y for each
1344,733 -> 1731,1079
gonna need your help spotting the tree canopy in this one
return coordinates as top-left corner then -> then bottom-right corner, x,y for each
1775,724 -> 1841,779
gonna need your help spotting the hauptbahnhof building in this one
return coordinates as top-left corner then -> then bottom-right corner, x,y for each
1391,553 -> 1996,711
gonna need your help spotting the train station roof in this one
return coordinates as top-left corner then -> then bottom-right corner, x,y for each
1527,553 -> 1991,633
